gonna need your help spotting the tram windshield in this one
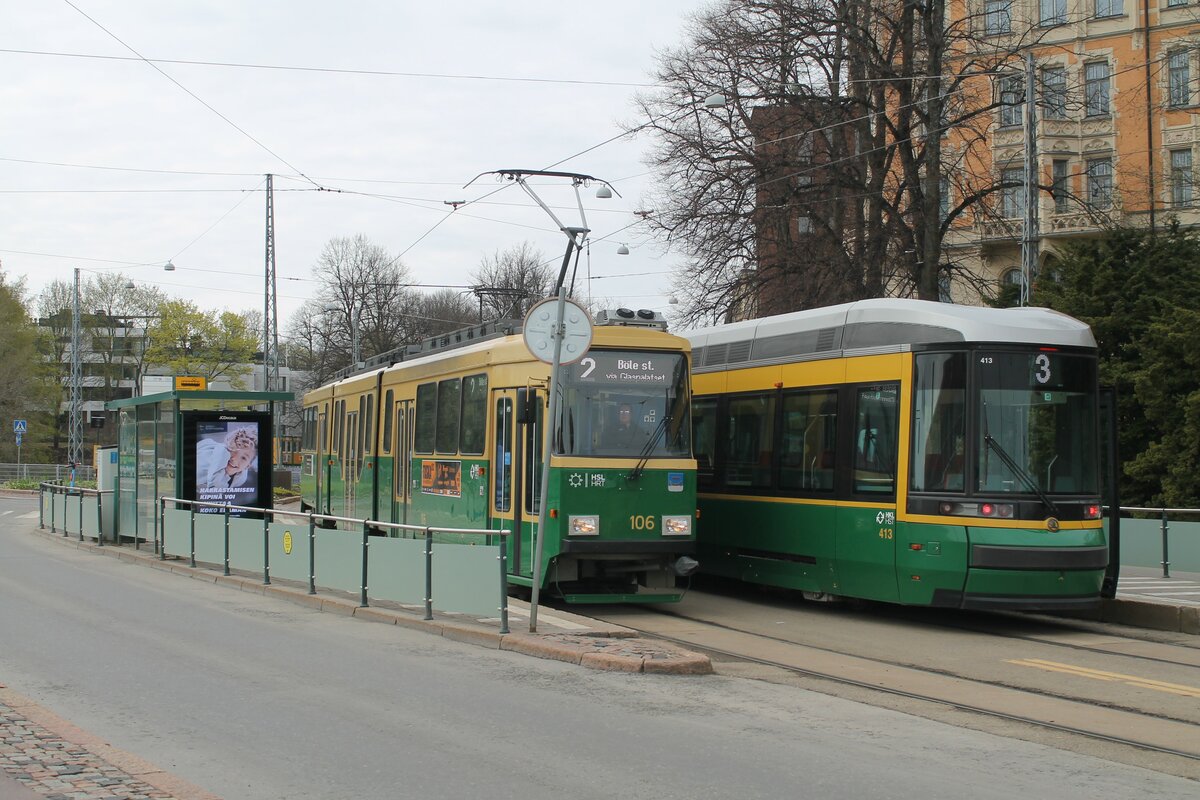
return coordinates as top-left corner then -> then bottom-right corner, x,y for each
555,350 -> 691,457
975,350 -> 1098,495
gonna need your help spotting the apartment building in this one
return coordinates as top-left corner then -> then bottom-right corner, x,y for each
947,0 -> 1200,289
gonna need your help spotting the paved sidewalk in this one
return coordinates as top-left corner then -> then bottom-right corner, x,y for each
0,686 -> 219,800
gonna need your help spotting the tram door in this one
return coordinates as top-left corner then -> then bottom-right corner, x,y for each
317,407 -> 329,514
344,411 -> 359,515
393,401 -> 413,525
491,387 -> 542,577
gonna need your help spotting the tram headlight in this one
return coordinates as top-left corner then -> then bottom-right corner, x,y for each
662,515 -> 691,536
569,515 -> 599,535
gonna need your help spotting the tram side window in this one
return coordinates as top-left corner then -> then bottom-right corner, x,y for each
358,396 -> 368,456
382,390 -> 394,454
524,395 -> 543,513
436,378 -> 462,454
364,394 -> 375,455
853,385 -> 899,495
494,398 -> 512,512
910,353 -> 966,492
692,397 -> 719,486
415,383 -> 436,453
460,374 -> 488,455
726,394 -> 776,488
780,390 -> 837,492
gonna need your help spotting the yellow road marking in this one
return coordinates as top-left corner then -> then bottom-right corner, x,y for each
1007,658 -> 1200,697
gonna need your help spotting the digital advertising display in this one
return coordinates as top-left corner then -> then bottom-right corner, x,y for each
181,410 -> 273,514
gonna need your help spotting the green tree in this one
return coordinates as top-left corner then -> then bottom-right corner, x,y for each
0,267 -> 54,463
144,300 -> 259,388
1036,222 -> 1200,506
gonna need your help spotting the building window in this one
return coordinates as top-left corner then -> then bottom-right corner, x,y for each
1052,159 -> 1072,213
1168,0 -> 1188,7
1002,268 -> 1023,286
999,74 -> 1024,127
797,216 -> 813,235
1168,50 -> 1191,107
940,176 -> 952,221
985,0 -> 1012,34
1094,0 -> 1123,15
1040,0 -> 1067,24
1087,158 -> 1114,208
1042,67 -> 1068,119
1171,148 -> 1193,207
1000,167 -> 1025,218
1085,62 -> 1111,116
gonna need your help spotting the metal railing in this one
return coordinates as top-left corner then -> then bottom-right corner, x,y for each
159,497 -> 513,633
1113,505 -> 1200,578
5,463 -> 97,484
38,482 -> 114,545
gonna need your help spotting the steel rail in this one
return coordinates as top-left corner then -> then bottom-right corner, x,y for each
618,608 -> 1200,762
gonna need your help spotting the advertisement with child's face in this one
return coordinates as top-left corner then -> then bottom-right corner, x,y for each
182,411 -> 272,513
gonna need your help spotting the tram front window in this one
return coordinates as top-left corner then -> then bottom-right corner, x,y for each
555,350 -> 691,457
976,351 -> 1098,495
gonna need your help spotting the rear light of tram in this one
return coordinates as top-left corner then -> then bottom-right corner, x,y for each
1084,504 -> 1102,519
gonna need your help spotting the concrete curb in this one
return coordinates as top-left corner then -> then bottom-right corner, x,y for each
25,524 -> 713,675
1100,597 -> 1200,635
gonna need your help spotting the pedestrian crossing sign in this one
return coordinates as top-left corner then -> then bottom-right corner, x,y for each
13,419 -> 27,433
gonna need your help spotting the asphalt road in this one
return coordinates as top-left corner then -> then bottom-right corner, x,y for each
1,496 -> 1196,800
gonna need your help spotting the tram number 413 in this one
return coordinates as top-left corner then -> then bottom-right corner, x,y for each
630,515 -> 656,531
878,527 -> 894,540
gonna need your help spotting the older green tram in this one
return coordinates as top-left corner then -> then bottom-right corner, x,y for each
684,299 -> 1110,611
300,311 -> 698,603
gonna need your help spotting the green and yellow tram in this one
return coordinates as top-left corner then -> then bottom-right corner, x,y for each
300,310 -> 698,603
683,299 -> 1106,610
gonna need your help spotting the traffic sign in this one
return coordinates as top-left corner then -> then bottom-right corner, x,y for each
13,419 -> 27,433
15,433 -> 22,447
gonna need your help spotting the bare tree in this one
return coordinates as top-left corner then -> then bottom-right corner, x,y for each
311,235 -> 422,368
636,0 -> 1054,321
469,241 -> 555,320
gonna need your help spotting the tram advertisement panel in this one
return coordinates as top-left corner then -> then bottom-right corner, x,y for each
182,410 -> 273,514
421,460 -> 462,497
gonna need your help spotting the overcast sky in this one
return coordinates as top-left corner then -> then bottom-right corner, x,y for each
2,1 -> 706,333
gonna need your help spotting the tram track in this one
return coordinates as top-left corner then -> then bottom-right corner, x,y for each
582,595 -> 1200,773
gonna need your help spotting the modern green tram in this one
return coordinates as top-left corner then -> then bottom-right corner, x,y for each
683,299 -> 1111,610
299,311 -> 699,603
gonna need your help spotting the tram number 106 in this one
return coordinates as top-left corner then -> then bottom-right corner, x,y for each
630,515 -> 657,531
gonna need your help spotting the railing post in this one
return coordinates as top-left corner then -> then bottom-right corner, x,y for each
95,492 -> 103,546
424,527 -> 434,621
189,506 -> 196,568
38,484 -> 44,529
263,513 -> 271,585
62,490 -> 70,538
49,486 -> 55,533
158,498 -> 165,559
499,530 -> 510,635
360,520 -> 369,608
223,503 -> 231,576
78,490 -> 84,542
308,515 -> 317,595
1160,508 -> 1171,578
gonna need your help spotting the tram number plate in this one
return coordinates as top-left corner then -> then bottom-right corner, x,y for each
629,515 -> 656,531
878,527 -> 894,540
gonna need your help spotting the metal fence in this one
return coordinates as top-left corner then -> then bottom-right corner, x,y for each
3,463 -> 96,484
38,482 -> 115,543
1112,506 -> 1200,577
157,497 -> 513,633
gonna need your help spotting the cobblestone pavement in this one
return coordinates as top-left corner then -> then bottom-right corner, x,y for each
0,687 -> 216,800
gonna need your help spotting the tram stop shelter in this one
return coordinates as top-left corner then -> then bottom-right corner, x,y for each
105,389 -> 293,547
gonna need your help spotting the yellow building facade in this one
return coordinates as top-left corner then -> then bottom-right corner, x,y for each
945,1 -> 1200,294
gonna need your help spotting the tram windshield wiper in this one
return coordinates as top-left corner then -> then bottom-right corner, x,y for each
982,434 -> 1061,517
627,414 -> 671,482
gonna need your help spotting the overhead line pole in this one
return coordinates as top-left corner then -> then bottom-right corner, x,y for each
264,173 -> 281,428
1021,52 -> 1039,307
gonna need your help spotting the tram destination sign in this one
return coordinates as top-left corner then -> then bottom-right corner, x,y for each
572,352 -> 674,385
